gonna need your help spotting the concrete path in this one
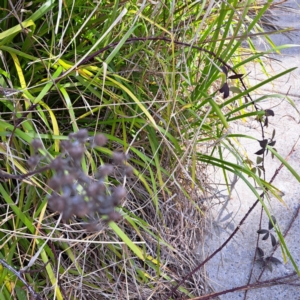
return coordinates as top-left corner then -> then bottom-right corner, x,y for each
199,2 -> 300,299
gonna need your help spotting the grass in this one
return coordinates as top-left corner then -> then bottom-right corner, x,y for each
0,0 -> 299,299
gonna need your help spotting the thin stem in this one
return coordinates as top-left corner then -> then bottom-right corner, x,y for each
189,271 -> 298,300
0,258 -> 43,300
165,141 -> 297,299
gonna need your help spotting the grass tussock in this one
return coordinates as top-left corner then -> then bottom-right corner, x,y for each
0,0 -> 299,299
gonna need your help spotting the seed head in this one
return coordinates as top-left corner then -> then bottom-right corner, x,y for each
112,152 -> 126,164
97,165 -> 114,178
71,129 -> 89,143
31,139 -> 43,151
92,134 -> 107,147
68,144 -> 84,160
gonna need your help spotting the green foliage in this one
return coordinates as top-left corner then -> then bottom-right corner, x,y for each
0,0 -> 299,298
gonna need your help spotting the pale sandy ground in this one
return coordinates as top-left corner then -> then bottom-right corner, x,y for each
198,2 -> 300,299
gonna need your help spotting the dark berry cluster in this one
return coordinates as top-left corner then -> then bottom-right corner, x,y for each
30,129 -> 130,226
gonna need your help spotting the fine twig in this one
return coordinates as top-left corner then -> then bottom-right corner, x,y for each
243,137 -> 300,299
0,258 -> 43,300
56,35 -> 255,107
0,165 -> 50,181
188,271 -> 299,300
256,204 -> 300,282
165,140 -> 298,299
242,205 -> 264,300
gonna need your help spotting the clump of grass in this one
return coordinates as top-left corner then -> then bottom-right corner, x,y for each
0,0 -> 299,299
